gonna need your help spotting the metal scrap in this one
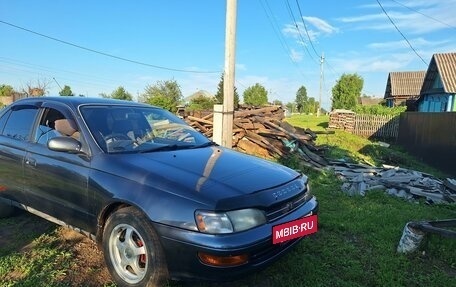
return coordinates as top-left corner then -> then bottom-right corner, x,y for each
330,161 -> 456,204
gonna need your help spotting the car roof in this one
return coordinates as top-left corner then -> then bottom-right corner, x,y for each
12,96 -> 150,109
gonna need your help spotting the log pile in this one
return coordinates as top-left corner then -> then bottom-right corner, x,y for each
331,161 -> 456,204
184,105 -> 328,169
328,109 -> 355,131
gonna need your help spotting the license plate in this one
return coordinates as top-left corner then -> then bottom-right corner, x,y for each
272,215 -> 318,244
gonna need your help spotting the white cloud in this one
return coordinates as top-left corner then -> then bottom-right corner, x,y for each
367,37 -> 449,50
330,52 -> 416,73
338,1 -> 456,34
303,16 -> 338,34
283,16 -> 337,43
290,49 -> 303,62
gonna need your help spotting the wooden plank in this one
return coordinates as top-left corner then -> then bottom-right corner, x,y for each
191,121 -> 208,133
187,116 -> 213,126
257,129 -> 288,138
245,130 -> 286,157
234,106 -> 280,118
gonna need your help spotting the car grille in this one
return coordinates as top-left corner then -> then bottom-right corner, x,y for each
265,187 -> 311,222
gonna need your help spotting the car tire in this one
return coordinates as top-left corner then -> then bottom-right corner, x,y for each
0,201 -> 17,218
102,206 -> 168,287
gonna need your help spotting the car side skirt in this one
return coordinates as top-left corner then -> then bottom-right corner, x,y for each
1,197 -> 96,241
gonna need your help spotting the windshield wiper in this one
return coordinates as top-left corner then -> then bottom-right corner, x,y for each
138,144 -> 181,153
138,141 -> 217,153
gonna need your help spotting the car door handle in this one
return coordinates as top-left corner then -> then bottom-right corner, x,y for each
25,158 -> 36,167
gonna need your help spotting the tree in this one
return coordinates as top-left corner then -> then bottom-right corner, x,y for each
141,80 -> 183,112
286,102 -> 297,114
295,86 -> 308,113
187,95 -> 216,111
99,87 -> 133,101
331,73 -> 363,110
272,99 -> 283,106
306,97 -> 318,114
59,85 -> 74,96
0,85 -> 14,97
243,83 -> 268,106
215,73 -> 239,109
110,86 -> 133,101
22,79 -> 50,97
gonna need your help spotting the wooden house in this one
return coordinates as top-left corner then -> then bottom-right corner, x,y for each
383,71 -> 425,107
417,52 -> 456,112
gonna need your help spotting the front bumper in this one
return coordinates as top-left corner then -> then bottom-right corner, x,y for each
154,196 -> 318,281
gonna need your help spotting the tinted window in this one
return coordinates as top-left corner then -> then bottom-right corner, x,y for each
0,109 -> 11,134
80,105 -> 210,153
2,106 -> 39,141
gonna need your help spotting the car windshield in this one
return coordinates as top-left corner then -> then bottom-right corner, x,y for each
80,104 -> 212,154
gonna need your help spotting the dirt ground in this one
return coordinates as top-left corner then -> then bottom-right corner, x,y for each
1,213 -> 272,287
0,212 -> 114,286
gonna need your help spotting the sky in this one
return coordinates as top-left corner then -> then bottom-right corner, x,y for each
1,0 -> 455,111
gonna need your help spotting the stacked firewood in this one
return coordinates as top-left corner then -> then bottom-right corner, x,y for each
184,105 -> 328,169
328,109 -> 355,131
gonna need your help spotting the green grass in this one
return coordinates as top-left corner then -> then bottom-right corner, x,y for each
0,225 -> 72,287
285,114 -> 447,177
1,114 -> 455,286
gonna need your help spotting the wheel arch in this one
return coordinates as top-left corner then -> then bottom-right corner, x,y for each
95,201 -> 132,246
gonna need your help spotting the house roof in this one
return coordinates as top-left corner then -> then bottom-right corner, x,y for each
359,97 -> 383,106
420,52 -> 456,95
184,90 -> 214,103
384,71 -> 426,99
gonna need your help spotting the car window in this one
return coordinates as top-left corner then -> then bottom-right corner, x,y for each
0,109 -> 11,134
80,105 -> 211,153
2,106 -> 39,141
35,107 -> 81,145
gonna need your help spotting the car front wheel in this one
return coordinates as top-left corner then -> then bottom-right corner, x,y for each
102,206 -> 168,287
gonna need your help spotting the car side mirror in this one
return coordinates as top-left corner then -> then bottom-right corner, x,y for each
48,136 -> 82,153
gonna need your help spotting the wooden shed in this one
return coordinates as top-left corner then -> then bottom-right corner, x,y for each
383,71 -> 425,107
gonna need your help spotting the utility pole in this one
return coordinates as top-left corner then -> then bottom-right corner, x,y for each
53,77 -> 63,91
221,0 -> 237,148
317,52 -> 324,117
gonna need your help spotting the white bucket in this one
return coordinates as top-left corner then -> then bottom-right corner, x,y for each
397,222 -> 425,253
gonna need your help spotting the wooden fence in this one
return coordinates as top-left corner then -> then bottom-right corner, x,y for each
353,114 -> 399,139
329,111 -> 399,139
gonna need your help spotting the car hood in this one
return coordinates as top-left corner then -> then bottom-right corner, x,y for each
106,146 -> 299,205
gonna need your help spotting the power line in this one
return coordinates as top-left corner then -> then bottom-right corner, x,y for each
295,0 -> 320,59
0,19 -> 220,74
0,56 -> 119,85
259,0 -> 307,77
376,0 -> 428,66
292,1 -> 340,85
284,0 -> 318,64
389,0 -> 456,30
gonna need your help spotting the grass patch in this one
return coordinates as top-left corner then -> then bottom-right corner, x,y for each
0,114 -> 454,286
285,114 -> 448,177
0,229 -> 72,287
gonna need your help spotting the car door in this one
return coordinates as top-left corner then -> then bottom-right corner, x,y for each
23,103 -> 92,231
0,104 -> 39,205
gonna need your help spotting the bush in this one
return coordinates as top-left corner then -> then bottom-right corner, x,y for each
354,104 -> 406,116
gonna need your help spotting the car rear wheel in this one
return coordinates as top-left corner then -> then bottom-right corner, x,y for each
102,206 -> 168,287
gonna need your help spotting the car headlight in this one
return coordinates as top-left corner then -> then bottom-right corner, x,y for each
195,208 -> 267,234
